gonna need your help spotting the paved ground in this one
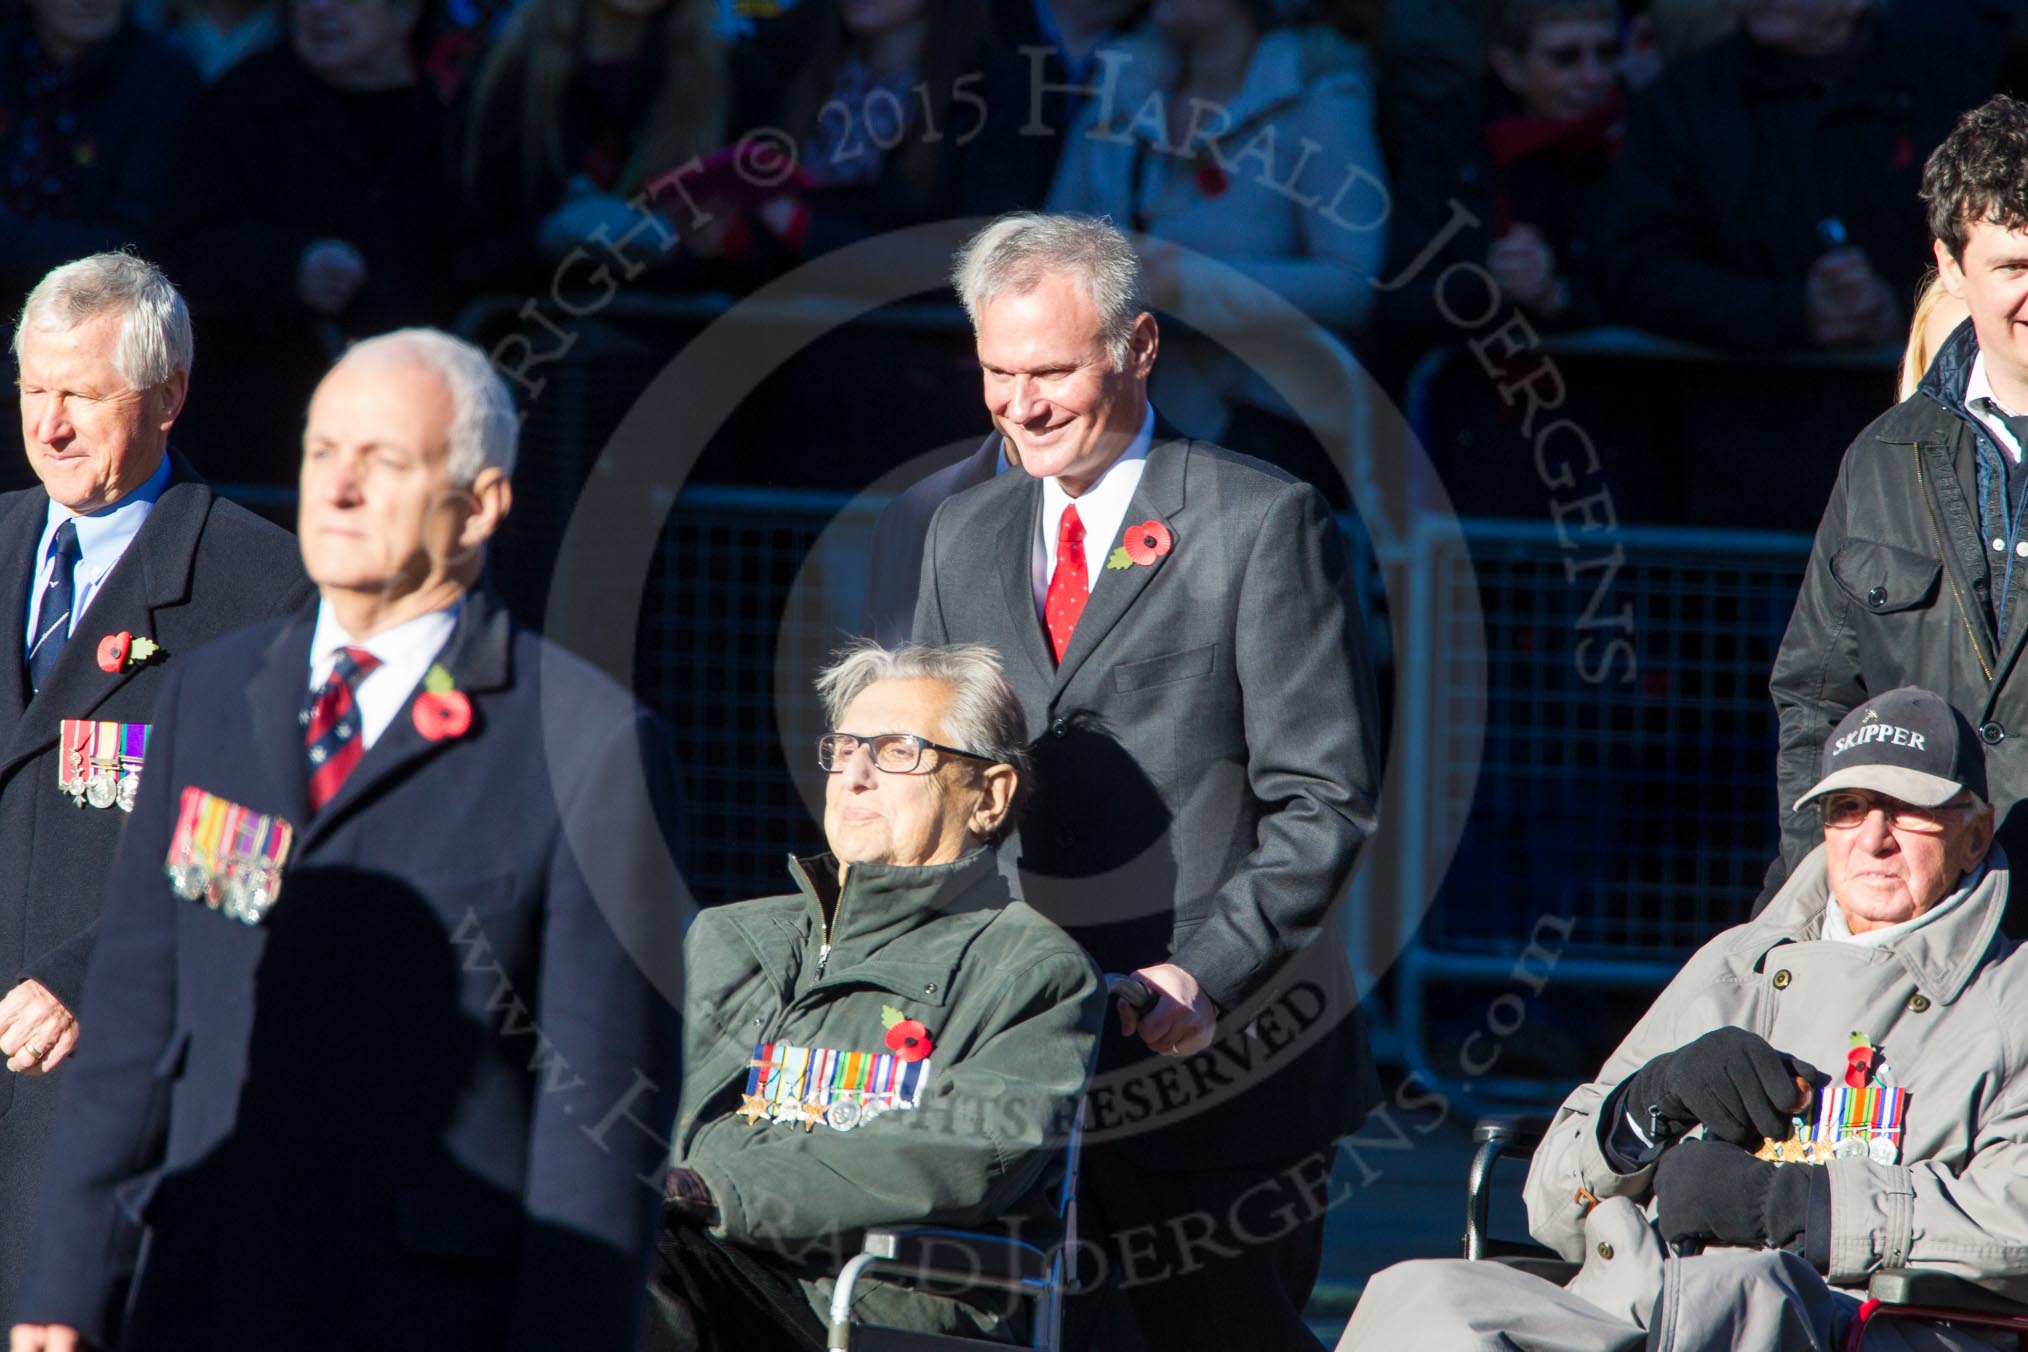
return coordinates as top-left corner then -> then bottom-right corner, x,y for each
1301,1080 -> 1534,1346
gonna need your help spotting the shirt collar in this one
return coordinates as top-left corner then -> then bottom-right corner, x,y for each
309,596 -> 464,677
1968,348 -> 2008,417
40,451 -> 172,579
1040,403 -> 1154,514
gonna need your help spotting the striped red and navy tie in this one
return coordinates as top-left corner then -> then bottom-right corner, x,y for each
303,645 -> 381,812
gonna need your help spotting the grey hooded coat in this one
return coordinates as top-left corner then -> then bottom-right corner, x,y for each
1340,845 -> 2028,1351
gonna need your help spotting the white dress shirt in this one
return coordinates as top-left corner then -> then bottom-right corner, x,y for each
1031,404 -> 1156,619
1964,353 -> 2028,560
23,453 -> 173,652
1966,349 -> 2028,468
307,598 -> 462,751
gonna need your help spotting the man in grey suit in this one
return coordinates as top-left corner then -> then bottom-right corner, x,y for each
859,437 -> 1008,649
913,213 -> 1382,1351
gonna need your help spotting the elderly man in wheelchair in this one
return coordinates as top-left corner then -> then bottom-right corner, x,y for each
640,642 -> 1106,1352
1342,686 -> 2028,1352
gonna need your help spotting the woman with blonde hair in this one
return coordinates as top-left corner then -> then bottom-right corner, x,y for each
454,0 -> 721,278
1900,269 -> 1971,400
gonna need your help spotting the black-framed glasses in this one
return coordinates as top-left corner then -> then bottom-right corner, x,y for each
1817,790 -> 1972,835
817,731 -> 994,775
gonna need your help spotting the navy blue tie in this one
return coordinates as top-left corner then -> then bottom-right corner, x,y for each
26,519 -> 79,695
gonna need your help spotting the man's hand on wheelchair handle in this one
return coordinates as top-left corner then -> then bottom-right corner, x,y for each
1117,963 -> 1216,1056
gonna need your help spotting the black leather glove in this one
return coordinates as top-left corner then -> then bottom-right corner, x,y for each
1620,1026 -> 1819,1149
1654,1138 -> 1815,1252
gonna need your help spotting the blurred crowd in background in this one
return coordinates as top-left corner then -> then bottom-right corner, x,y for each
1,0 -> 2021,526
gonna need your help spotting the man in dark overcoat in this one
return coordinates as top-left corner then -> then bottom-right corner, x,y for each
11,328 -> 685,1352
0,252 -> 311,1325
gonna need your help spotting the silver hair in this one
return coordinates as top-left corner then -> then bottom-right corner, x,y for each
12,252 -> 193,387
951,212 -> 1147,370
815,640 -> 1031,843
335,328 -> 518,484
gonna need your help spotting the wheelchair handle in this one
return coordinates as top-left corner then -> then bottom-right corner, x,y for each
1107,974 -> 1158,1013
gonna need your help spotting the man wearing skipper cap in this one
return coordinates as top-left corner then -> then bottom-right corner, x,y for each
1342,686 -> 2028,1352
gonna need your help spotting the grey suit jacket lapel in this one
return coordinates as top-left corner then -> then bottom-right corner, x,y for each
1051,436 -> 1190,697
994,475 -> 1054,685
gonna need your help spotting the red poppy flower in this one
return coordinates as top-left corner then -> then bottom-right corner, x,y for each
1845,1046 -> 1876,1089
96,631 -> 132,673
1194,155 -> 1229,198
885,1018 -> 934,1063
422,30 -> 478,102
1122,520 -> 1174,566
413,690 -> 473,742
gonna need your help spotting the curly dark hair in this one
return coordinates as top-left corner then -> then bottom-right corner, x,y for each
1923,95 -> 2028,260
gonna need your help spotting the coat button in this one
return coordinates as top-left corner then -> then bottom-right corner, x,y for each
1050,719 -> 1067,738
1867,586 -> 1887,607
1982,722 -> 2007,745
1596,1242 -> 1614,1260
1909,993 -> 1931,1013
924,982 -> 937,995
1772,969 -> 1792,990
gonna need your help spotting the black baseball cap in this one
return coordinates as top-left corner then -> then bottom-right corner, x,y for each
1793,687 -> 1988,810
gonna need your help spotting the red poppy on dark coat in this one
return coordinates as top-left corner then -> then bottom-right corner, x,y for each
96,632 -> 131,673
413,690 -> 473,741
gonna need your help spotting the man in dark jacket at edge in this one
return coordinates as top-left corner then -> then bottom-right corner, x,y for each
1768,94 -> 2028,912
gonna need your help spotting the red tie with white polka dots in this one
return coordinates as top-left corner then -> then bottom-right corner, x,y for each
1045,504 -> 1089,664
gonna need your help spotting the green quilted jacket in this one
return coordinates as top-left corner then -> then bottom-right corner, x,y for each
675,848 -> 1105,1339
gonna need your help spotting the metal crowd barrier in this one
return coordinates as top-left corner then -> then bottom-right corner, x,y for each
645,485 -> 877,905
1383,516 -> 1812,1108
